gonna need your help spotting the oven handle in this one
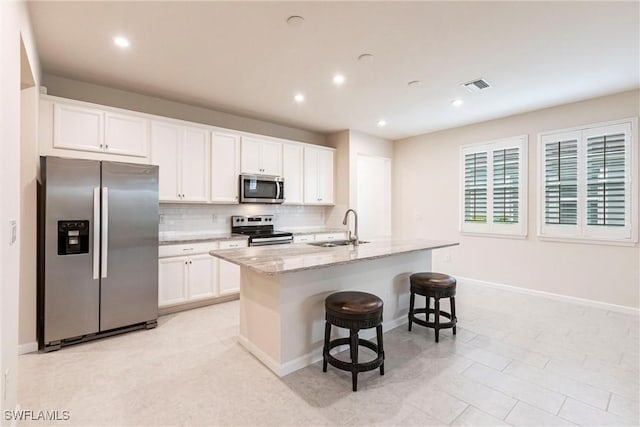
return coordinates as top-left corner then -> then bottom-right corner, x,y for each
250,236 -> 293,246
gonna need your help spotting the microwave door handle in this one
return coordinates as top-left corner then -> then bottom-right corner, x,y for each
276,181 -> 281,200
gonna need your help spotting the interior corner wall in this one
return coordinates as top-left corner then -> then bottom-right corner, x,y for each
347,130 -> 394,210
1,0 -> 41,415
393,89 -> 640,308
325,130 -> 350,227
40,73 -> 327,147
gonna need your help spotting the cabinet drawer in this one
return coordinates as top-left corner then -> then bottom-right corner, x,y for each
293,234 -> 315,243
315,232 -> 345,242
219,239 -> 248,250
159,241 -> 219,258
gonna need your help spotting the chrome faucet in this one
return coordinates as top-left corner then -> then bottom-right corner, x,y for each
342,209 -> 359,246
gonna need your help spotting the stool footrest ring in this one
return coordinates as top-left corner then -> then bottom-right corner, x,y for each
324,337 -> 384,372
410,308 -> 456,329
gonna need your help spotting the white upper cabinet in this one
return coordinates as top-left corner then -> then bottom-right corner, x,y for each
151,120 -> 210,202
304,146 -> 334,204
104,112 -> 148,157
211,131 -> 241,203
54,103 -> 104,152
181,127 -> 210,202
282,143 -> 304,204
151,122 -> 181,201
241,136 -> 282,176
54,103 -> 148,157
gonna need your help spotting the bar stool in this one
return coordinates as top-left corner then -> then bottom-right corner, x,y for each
408,272 -> 457,342
322,291 -> 385,391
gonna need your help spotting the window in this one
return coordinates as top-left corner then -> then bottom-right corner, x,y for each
538,118 -> 637,244
460,135 -> 527,236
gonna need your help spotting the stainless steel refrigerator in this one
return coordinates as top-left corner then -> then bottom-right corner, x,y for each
38,156 -> 159,351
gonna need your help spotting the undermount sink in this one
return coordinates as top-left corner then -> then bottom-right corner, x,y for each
307,240 -> 369,248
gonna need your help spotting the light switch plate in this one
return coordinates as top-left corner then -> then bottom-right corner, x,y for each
9,220 -> 17,246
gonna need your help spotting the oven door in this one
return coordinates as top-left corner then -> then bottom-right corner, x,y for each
240,175 -> 284,204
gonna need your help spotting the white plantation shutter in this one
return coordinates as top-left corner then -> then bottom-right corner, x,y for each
586,133 -> 625,226
539,120 -> 636,243
542,133 -> 579,228
464,152 -> 488,223
461,136 -> 527,236
493,147 -> 520,224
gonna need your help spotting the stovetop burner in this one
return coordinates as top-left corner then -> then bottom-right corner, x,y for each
231,215 -> 293,246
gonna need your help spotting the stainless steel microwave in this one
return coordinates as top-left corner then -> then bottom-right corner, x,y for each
239,174 -> 285,204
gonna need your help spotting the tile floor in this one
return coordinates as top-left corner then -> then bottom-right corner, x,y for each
18,284 -> 639,426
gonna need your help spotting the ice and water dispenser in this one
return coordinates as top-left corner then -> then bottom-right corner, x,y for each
57,220 -> 89,255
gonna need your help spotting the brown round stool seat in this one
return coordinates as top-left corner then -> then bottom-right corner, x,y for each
325,291 -> 384,328
322,291 -> 385,391
408,272 -> 457,342
410,272 -> 457,298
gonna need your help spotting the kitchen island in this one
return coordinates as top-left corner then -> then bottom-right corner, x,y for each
210,239 -> 458,376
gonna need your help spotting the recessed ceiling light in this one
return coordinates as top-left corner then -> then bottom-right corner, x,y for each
358,53 -> 374,62
333,74 -> 345,86
113,36 -> 130,48
377,119 -> 387,127
287,15 -> 305,26
408,80 -> 421,86
451,99 -> 464,107
294,93 -> 305,103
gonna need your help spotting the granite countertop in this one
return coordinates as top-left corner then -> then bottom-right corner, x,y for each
159,233 -> 248,246
209,239 -> 458,275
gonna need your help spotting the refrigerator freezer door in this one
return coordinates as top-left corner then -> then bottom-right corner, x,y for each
100,161 -> 159,330
42,157 -> 101,343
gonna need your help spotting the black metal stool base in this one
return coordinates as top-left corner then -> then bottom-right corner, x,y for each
408,293 -> 457,342
322,324 -> 385,391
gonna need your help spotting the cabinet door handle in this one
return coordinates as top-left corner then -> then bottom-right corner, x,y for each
105,145 -> 109,150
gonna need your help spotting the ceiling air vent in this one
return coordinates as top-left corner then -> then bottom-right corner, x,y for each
463,78 -> 491,93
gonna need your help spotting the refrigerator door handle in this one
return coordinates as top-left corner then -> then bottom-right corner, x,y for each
101,187 -> 109,278
93,187 -> 100,280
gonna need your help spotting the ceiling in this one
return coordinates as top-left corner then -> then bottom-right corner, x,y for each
27,1 -> 639,140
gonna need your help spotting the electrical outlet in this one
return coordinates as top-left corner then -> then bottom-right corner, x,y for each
443,254 -> 452,262
211,214 -> 218,222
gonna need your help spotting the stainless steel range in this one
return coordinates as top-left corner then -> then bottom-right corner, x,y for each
231,215 -> 293,246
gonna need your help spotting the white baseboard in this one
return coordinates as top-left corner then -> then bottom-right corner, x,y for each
239,314 -> 409,377
18,342 -> 38,355
457,276 -> 640,316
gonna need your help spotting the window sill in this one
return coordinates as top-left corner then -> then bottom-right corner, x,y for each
460,231 -> 528,240
537,235 -> 638,247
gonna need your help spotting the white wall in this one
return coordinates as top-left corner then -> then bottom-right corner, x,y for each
393,90 -> 640,309
0,0 -> 40,416
325,130 -> 394,230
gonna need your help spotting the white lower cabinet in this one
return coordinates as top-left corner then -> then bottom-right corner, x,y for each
158,240 -> 247,308
218,239 -> 247,295
158,256 -> 188,306
187,254 -> 218,300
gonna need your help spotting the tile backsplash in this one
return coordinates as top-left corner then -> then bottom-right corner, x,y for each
159,203 -> 334,239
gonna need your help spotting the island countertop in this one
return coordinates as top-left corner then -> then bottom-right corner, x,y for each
209,239 -> 458,275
